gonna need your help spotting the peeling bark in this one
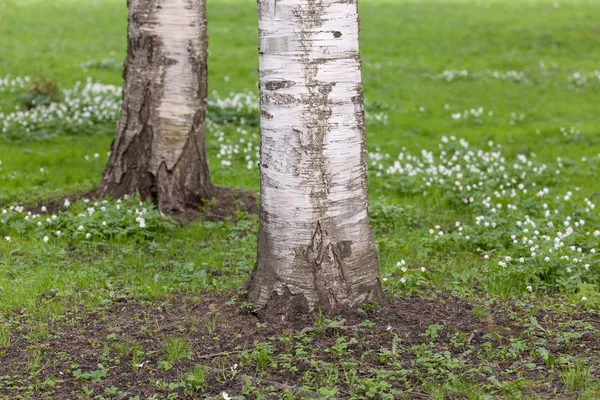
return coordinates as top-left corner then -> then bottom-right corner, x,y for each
98,0 -> 211,212
247,0 -> 385,318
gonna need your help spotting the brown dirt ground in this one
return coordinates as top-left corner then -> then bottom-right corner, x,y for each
1,294 -> 598,399
27,185 -> 259,223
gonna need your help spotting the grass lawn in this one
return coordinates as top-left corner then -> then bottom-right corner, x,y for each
1,0 -> 600,398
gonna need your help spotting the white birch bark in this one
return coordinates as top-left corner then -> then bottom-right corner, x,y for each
247,0 -> 384,317
146,0 -> 203,172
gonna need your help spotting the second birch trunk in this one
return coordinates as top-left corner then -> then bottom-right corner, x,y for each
98,0 -> 212,212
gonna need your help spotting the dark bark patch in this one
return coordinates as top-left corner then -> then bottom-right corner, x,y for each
317,83 -> 334,94
264,80 -> 296,91
162,57 -> 178,67
333,31 -> 342,38
260,92 -> 298,106
337,240 -> 353,258
260,110 -> 274,119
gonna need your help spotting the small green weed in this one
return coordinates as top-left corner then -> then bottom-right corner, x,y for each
72,364 -> 108,384
562,360 -> 593,392
164,336 -> 192,363
184,365 -> 206,392
0,324 -> 11,346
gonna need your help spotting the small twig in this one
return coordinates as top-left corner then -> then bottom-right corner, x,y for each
197,349 -> 246,359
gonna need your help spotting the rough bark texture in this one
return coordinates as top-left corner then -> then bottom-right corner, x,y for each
98,0 -> 211,212
247,0 -> 385,318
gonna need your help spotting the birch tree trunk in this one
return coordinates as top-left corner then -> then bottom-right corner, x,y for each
98,0 -> 211,213
247,0 -> 385,318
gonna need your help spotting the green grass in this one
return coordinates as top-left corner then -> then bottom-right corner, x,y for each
2,0 -> 600,193
1,0 -> 600,398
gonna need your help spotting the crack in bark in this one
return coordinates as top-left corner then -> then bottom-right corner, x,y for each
307,221 -> 351,311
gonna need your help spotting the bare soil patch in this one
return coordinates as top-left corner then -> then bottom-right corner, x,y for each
2,294 -> 598,398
